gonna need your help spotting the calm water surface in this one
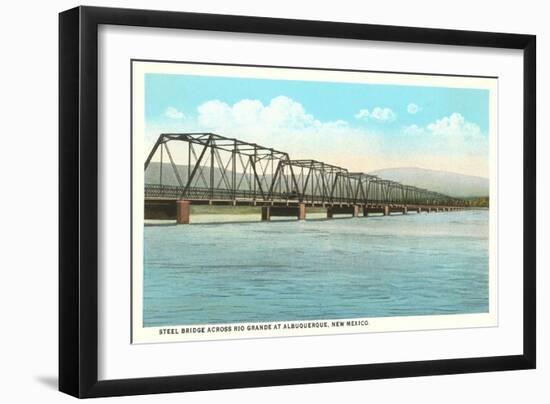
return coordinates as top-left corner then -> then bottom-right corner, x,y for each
143,210 -> 489,326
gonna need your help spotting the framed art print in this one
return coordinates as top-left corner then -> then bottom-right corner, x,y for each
59,6 -> 536,398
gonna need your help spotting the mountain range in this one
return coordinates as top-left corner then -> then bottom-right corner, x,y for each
369,167 -> 489,198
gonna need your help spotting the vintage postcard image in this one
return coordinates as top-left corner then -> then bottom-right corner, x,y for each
131,61 -> 497,343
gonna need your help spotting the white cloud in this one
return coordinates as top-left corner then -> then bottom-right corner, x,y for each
198,96 -> 324,131
407,103 -> 421,114
197,100 -> 232,127
398,113 -> 488,176
151,96 -> 360,149
196,96 -> 354,138
403,113 -> 482,140
426,112 -> 482,140
164,106 -> 185,120
192,96 -> 381,166
354,107 -> 396,122
402,124 -> 425,136
401,111 -> 487,171
354,109 -> 368,120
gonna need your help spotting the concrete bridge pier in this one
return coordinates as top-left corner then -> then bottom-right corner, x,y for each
384,205 -> 390,216
417,207 -> 422,214
176,200 -> 191,224
298,203 -> 306,220
403,206 -> 408,215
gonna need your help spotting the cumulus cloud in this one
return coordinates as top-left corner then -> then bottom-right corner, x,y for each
402,124 -> 425,136
196,95 -> 355,141
401,112 -> 487,170
407,103 -> 421,114
164,106 -> 185,119
354,107 -> 396,122
403,113 -> 482,139
427,112 -> 482,140
397,112 -> 488,176
163,97 -> 357,149
197,96 -> 327,131
191,95 -> 383,168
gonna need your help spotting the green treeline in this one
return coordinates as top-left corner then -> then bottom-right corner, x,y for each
464,196 -> 489,208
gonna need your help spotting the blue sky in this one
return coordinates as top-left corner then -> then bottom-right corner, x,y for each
143,73 -> 490,177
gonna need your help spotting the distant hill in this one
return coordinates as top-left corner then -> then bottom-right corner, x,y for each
369,167 -> 489,198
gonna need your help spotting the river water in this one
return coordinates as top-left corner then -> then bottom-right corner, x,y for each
143,210 -> 489,327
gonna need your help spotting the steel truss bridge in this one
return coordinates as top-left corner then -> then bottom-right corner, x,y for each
144,133 -> 466,223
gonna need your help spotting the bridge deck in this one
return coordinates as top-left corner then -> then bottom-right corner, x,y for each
144,184 -> 461,208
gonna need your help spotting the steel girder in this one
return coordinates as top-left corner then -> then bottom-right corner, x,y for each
144,133 -> 464,206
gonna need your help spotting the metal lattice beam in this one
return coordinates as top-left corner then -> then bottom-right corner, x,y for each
144,132 -> 465,206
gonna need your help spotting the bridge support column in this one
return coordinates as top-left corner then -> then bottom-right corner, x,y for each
403,206 -> 408,215
363,207 -> 369,217
353,205 -> 360,217
176,200 -> 191,224
383,205 -> 390,216
298,203 -> 306,220
261,206 -> 271,221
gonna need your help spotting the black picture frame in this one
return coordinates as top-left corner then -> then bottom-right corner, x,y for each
59,5 -> 536,398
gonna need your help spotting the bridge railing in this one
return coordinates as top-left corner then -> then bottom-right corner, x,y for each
145,184 -> 358,204
145,184 -> 462,206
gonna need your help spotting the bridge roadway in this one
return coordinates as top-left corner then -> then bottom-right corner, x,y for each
144,184 -> 465,224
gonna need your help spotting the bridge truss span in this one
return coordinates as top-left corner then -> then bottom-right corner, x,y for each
143,133 -> 466,222
144,132 -> 298,203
